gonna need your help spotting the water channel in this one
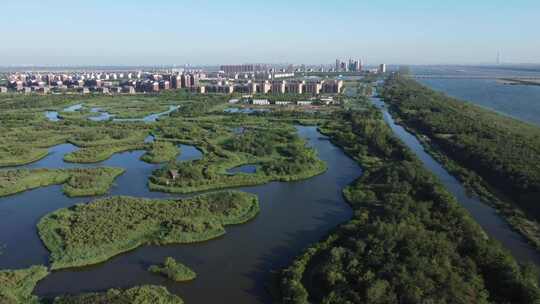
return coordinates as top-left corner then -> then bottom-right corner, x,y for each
0,126 -> 362,303
5,89 -> 539,302
44,104 -> 180,123
370,93 -> 540,266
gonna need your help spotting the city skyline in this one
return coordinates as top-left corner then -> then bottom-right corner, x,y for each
1,0 -> 539,66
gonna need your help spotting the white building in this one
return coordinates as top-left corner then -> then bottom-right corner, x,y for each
252,99 -> 270,105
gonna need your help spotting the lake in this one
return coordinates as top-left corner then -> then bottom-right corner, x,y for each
412,65 -> 540,126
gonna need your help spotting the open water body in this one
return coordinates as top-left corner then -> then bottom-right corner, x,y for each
0,126 -> 361,303
412,66 -> 540,126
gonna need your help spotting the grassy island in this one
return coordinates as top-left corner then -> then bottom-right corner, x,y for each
279,96 -> 540,303
52,285 -> 183,304
141,141 -> 180,163
63,143 -> 147,163
149,127 -> 326,194
149,257 -> 196,282
38,191 -> 259,269
0,265 -> 49,304
0,167 -> 124,197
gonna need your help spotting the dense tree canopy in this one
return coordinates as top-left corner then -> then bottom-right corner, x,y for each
280,105 -> 540,304
381,76 -> 540,220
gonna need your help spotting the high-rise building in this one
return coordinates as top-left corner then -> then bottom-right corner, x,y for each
220,64 -> 266,75
304,81 -> 323,95
335,59 -> 341,72
322,80 -> 343,94
182,74 -> 192,88
271,80 -> 286,94
286,81 -> 304,94
190,74 -> 199,87
259,81 -> 271,94
172,76 -> 182,89
378,64 -> 387,74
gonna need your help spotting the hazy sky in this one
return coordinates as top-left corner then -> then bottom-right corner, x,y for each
1,0 -> 539,66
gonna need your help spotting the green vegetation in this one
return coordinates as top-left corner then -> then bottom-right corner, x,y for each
62,168 -> 124,196
149,126 -> 326,193
141,141 -> 180,163
38,191 -> 259,269
0,167 -> 124,197
279,101 -> 540,303
52,285 -> 183,304
149,257 -> 197,282
381,75 -> 540,249
63,142 -> 146,163
0,146 -> 49,167
0,265 -> 49,304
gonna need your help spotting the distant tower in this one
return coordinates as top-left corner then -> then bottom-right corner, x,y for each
335,59 -> 341,72
497,51 -> 501,65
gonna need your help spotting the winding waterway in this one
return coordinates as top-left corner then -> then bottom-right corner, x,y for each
45,104 -> 180,123
370,94 -> 540,266
0,126 -> 361,303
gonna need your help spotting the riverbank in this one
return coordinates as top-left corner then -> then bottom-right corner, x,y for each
51,285 -> 183,304
0,265 -> 49,304
0,167 -> 124,197
382,75 -> 540,251
279,93 -> 540,303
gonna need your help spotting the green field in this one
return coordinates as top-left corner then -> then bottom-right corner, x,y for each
38,191 -> 259,269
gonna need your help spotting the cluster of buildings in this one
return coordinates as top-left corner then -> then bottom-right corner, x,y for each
230,96 -> 338,107
335,58 -> 363,72
333,59 -> 388,74
201,79 -> 343,95
1,71 -> 202,94
0,60 -> 383,95
218,64 -> 295,81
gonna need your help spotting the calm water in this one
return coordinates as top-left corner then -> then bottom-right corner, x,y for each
418,78 -> 540,126
371,95 -> 540,266
227,164 -> 258,174
0,126 -> 361,303
412,66 -> 540,126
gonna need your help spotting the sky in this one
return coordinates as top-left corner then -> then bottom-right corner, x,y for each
1,0 -> 539,66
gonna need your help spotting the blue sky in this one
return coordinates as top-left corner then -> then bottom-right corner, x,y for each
1,0 -> 538,65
